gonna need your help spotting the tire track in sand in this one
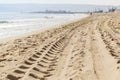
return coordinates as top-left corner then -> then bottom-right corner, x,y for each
5,27 -> 76,80
6,37 -> 69,80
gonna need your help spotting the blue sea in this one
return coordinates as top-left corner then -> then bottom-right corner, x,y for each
0,12 -> 55,21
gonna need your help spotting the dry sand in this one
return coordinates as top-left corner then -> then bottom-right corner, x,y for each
0,12 -> 120,80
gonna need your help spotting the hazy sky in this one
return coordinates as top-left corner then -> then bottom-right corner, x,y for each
0,0 -> 120,5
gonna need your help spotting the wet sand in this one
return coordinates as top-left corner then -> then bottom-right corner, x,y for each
0,12 -> 120,80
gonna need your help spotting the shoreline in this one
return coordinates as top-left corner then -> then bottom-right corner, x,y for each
0,13 -> 88,40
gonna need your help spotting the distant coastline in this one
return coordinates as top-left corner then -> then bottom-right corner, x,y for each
30,10 -> 89,14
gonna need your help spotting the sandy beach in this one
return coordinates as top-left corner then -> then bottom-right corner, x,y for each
0,12 -> 120,80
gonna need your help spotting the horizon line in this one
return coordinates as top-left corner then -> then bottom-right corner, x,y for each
0,3 -> 119,6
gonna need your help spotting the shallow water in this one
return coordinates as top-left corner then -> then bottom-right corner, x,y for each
0,12 -> 88,39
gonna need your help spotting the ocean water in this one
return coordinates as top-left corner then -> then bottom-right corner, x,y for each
0,12 -> 88,39
0,12 -> 56,21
